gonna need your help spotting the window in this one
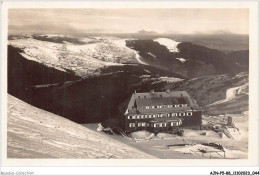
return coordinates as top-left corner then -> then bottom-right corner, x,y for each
132,116 -> 136,119
147,123 -> 150,127
142,122 -> 146,127
167,114 -> 170,117
138,123 -> 142,127
149,115 -> 152,118
141,115 -> 144,119
171,122 -> 178,126
128,116 -> 131,119
145,115 -> 147,118
154,124 -> 156,127
137,115 -> 140,119
179,112 -> 185,116
168,105 -> 171,108
129,123 -> 135,127
153,114 -> 156,118
187,112 -> 193,116
172,113 -> 177,117
162,123 -> 166,127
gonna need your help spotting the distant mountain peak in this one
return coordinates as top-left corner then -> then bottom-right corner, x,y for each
137,30 -> 158,35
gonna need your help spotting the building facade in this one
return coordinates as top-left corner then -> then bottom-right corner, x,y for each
123,90 -> 203,133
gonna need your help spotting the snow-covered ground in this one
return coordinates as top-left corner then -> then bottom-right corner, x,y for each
7,95 -> 155,159
176,58 -> 187,63
84,111 -> 248,159
154,38 -> 181,53
9,36 -> 144,77
171,143 -> 247,159
159,76 -> 184,83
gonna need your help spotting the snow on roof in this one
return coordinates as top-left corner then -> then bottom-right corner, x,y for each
126,91 -> 201,115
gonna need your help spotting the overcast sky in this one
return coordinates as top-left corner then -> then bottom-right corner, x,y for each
9,8 -> 249,35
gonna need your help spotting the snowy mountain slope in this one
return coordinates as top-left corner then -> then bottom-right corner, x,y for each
203,72 -> 249,115
207,83 -> 248,106
8,36 -> 143,77
204,86 -> 248,115
7,94 -> 155,159
154,38 -> 181,52
165,72 -> 248,108
126,39 -> 249,78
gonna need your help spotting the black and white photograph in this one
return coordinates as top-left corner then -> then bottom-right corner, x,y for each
0,1 -> 259,171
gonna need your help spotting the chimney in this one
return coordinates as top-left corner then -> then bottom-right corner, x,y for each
150,89 -> 155,94
166,89 -> 170,93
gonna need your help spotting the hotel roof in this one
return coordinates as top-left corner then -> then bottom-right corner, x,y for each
126,90 -> 202,115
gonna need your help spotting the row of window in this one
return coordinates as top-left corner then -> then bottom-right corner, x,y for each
137,104 -> 188,110
127,112 -> 192,119
129,121 -> 182,128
